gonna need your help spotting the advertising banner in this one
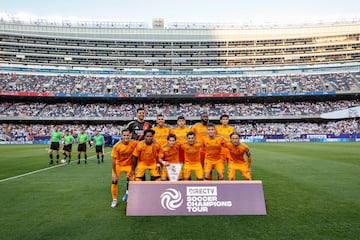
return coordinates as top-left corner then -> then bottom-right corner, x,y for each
126,181 -> 266,216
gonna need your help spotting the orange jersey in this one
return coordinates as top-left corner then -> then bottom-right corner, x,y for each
111,140 -> 138,166
181,142 -> 204,165
203,136 -> 225,161
132,141 -> 161,167
191,123 -> 208,142
223,142 -> 250,164
152,126 -> 173,146
215,125 -> 235,141
172,127 -> 191,144
159,142 -> 182,164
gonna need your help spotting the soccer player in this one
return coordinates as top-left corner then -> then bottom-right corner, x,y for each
191,112 -> 209,142
111,129 -> 139,207
93,130 -> 105,164
77,128 -> 90,164
130,129 -> 161,181
191,112 -> 209,167
48,125 -> 63,165
181,131 -> 204,180
172,116 -> 191,145
62,129 -> 74,164
203,123 -> 226,180
126,107 -> 151,141
223,132 -> 252,180
159,134 -> 182,181
215,114 -> 235,142
215,114 -> 235,165
152,114 -> 173,147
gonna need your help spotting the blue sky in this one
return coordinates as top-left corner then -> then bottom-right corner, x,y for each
1,0 -> 359,25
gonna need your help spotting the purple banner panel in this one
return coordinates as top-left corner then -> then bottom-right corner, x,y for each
126,181 -> 266,216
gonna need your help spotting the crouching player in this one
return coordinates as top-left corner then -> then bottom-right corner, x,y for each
159,134 -> 183,181
129,129 -> 161,181
111,129 -> 139,207
181,131 -> 204,180
223,132 -> 252,180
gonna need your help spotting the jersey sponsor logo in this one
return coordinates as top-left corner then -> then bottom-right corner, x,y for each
160,188 -> 183,210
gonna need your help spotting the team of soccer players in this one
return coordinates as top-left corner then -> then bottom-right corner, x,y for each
109,109 -> 253,208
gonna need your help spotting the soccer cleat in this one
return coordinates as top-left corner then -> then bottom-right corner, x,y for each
97,160 -> 100,164
122,193 -> 128,202
77,160 -> 80,164
68,160 -> 71,165
48,160 -> 53,165
101,159 -> 104,163
56,160 -> 59,165
85,160 -> 87,164
111,199 -> 117,208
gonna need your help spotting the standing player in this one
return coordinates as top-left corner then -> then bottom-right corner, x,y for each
48,126 -> 63,165
172,116 -> 191,165
130,129 -> 161,181
152,114 -> 173,147
223,132 -> 252,180
172,116 -> 191,145
127,107 -> 151,141
159,134 -> 182,181
62,129 -> 74,164
191,112 -> 209,167
93,130 -> 105,164
215,114 -> 235,142
111,129 -> 139,207
215,114 -> 235,166
191,112 -> 209,142
181,131 -> 204,180
77,128 -> 90,164
203,123 -> 226,180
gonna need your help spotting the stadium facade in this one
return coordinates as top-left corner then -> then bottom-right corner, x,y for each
0,18 -> 359,136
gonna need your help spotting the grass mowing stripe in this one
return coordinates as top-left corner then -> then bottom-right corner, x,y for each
252,143 -> 360,201
0,150 -> 112,183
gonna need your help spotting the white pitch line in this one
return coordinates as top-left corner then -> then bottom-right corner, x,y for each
0,151 -> 111,183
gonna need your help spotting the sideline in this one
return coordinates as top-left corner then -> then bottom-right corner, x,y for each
0,151 -> 111,183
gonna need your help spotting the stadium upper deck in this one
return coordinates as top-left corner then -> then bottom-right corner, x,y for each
1,18 -> 360,70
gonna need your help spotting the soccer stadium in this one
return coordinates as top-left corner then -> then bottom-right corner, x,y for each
1,9 -> 359,240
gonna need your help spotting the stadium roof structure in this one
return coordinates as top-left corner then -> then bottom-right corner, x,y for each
1,17 -> 360,71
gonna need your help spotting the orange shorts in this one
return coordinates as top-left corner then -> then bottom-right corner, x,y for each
228,162 -> 251,180
183,163 -> 203,180
113,165 -> 132,179
135,164 -> 160,180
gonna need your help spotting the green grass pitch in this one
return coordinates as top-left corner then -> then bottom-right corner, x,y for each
0,142 -> 359,240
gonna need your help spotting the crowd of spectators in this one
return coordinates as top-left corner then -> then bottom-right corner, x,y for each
1,71 -> 359,95
1,100 -> 358,118
237,120 -> 359,136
